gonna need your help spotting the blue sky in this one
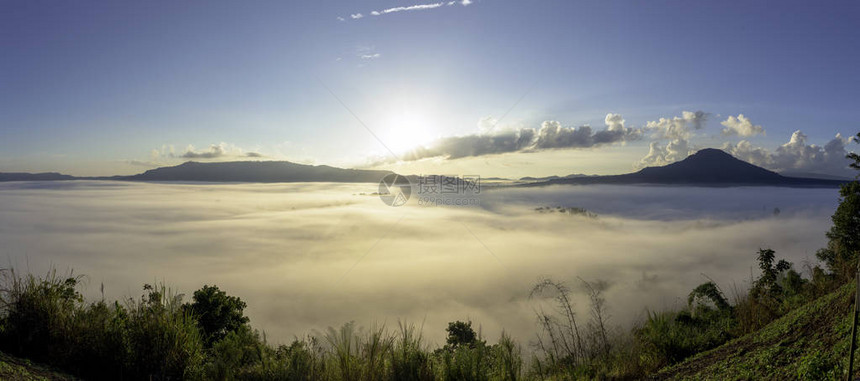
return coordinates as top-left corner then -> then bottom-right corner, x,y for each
1,0 -> 858,176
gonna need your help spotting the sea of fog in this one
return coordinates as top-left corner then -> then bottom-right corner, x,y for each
0,181 -> 841,347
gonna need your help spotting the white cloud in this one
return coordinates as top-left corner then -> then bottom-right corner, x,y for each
360,53 -> 381,59
337,16 -> 345,21
721,114 -> 765,137
635,139 -> 694,169
146,142 -> 262,162
646,110 -> 708,140
604,113 -> 625,132
377,2 -> 445,14
345,0 -> 473,21
723,130 -> 854,176
371,113 -> 642,164
634,111 -> 708,169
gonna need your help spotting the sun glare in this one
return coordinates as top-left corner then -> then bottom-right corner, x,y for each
381,108 -> 437,154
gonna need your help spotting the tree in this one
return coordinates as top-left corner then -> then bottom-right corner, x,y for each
185,285 -> 249,347
445,320 -> 477,348
816,134 -> 860,281
848,132 -> 860,174
753,248 -> 791,299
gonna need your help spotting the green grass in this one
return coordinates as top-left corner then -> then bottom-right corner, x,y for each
658,282 -> 857,380
0,350 -> 77,381
3,266 -> 856,380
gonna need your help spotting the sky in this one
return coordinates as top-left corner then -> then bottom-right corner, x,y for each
1,0 -> 859,177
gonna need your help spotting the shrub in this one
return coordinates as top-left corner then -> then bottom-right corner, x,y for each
124,284 -> 205,380
185,284 -> 249,347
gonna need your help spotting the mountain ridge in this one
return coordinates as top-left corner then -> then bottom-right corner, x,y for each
527,148 -> 848,187
0,150 -> 851,187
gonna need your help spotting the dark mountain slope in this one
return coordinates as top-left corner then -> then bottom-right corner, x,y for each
0,172 -> 76,181
123,161 -> 394,183
532,148 -> 846,187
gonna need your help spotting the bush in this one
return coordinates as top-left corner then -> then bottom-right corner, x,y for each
124,284 -> 205,380
185,285 -> 249,348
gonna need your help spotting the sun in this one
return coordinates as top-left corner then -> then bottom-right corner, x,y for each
381,108 -> 437,154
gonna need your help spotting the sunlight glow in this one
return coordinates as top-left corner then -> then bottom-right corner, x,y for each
380,108 -> 437,154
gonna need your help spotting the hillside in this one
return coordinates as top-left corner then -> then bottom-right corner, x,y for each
0,351 -> 77,380
657,283 -> 857,380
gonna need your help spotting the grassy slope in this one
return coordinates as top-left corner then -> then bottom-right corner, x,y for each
657,282 -> 857,380
0,351 -> 77,381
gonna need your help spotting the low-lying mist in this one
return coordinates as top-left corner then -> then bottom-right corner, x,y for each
0,181 -> 839,348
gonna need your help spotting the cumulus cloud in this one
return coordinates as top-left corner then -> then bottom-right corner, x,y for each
634,111 -> 708,169
350,13 -> 363,19
723,131 -> 854,177
721,114 -> 765,137
181,144 -> 225,159
636,139 -> 694,169
360,53 -> 381,59
646,110 -> 709,140
375,114 -> 642,164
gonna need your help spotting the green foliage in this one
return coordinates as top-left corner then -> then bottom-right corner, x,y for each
848,132 -> 860,174
124,284 -> 205,380
817,181 -> 860,281
0,271 -> 207,380
445,320 -> 478,349
185,285 -> 249,347
796,350 -> 839,381
204,325 -> 264,380
0,269 -> 82,364
753,248 -> 792,298
390,322 -> 434,381
634,308 -> 732,370
687,281 -> 730,313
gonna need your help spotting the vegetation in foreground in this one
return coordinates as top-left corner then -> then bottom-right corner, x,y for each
1,134 -> 859,380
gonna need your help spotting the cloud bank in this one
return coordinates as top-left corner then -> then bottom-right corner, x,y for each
723,131 -> 854,176
0,181 -> 838,347
152,142 -> 264,161
633,111 -> 855,177
376,114 -> 642,164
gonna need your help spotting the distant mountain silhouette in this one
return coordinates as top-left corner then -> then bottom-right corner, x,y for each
530,148 -> 847,187
0,161 -> 395,183
0,172 -> 76,181
0,151 -> 850,187
123,161 -> 394,183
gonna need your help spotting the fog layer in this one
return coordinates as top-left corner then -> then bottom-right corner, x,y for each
0,181 -> 839,346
